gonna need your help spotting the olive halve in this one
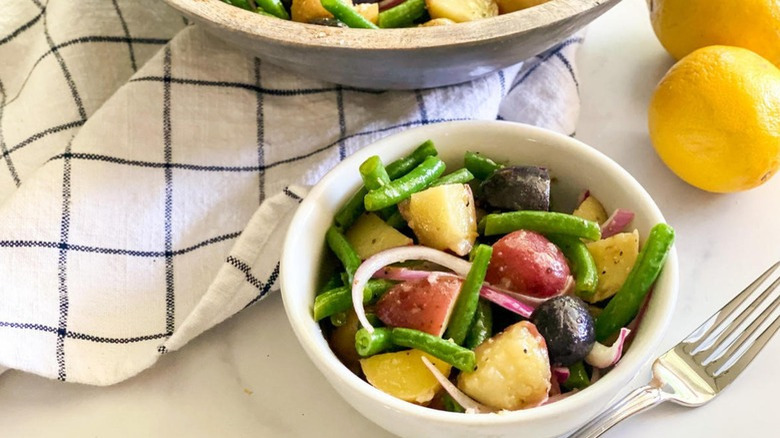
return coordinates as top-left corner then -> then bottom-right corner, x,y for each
479,165 -> 550,211
531,295 -> 595,366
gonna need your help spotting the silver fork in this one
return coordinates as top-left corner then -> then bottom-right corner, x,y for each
570,261 -> 780,438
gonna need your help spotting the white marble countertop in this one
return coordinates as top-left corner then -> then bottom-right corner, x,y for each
1,0 -> 778,436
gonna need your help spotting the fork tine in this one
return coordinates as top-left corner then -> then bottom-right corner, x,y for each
693,275 -> 780,362
706,291 -> 779,375
712,301 -> 780,389
683,261 -> 780,351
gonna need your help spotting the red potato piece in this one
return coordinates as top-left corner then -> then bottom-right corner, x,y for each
376,275 -> 462,336
486,230 -> 571,299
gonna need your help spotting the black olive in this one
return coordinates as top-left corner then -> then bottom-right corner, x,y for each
531,295 -> 595,366
479,166 -> 550,211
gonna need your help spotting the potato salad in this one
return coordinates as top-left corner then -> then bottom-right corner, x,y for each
313,140 -> 674,413
221,0 -> 550,29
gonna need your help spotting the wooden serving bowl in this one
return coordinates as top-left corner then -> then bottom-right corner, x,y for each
163,0 -> 621,89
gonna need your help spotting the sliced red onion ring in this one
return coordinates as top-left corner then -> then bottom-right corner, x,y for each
378,0 -> 404,11
373,267 -> 536,318
352,246 -> 472,333
590,367 -> 601,385
600,209 -> 635,239
585,327 -> 631,368
552,366 -> 570,383
420,357 -> 496,414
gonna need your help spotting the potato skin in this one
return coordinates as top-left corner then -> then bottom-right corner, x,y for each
458,321 -> 551,410
486,230 -> 571,298
376,275 -> 461,336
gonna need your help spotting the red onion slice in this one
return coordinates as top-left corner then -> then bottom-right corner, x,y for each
378,0 -> 404,11
420,356 -> 496,414
552,366 -> 570,383
352,246 -> 472,333
479,286 -> 534,318
585,327 -> 631,368
600,209 -> 635,239
576,189 -> 590,206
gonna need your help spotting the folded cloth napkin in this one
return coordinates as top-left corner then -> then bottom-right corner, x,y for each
0,0 -> 583,385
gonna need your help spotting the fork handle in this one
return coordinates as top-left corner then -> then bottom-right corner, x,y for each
568,385 -> 667,438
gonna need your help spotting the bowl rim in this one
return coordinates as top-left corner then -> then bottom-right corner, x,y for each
164,0 -> 617,51
280,120 -> 679,427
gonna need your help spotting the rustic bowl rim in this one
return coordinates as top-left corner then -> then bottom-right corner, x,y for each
164,0 -> 612,51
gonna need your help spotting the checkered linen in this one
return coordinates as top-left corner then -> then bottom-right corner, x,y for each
0,0 -> 583,385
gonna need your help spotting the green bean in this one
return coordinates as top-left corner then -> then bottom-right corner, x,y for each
221,0 -> 254,11
482,211 -> 601,241
326,226 -> 361,283
320,0 -> 379,29
334,141 -> 437,229
547,234 -> 599,298
359,156 -> 391,190
595,223 -> 675,341
442,393 -> 465,413
464,151 -> 503,180
330,311 -> 348,327
256,9 -> 279,18
313,279 -> 396,321
562,361 -> 590,390
364,156 -> 446,211
464,299 -> 493,350
355,327 -> 394,356
446,244 -> 493,345
318,272 -> 344,295
378,0 -> 426,28
385,140 -> 438,178
255,0 -> 290,19
431,168 -> 475,187
391,328 -> 476,372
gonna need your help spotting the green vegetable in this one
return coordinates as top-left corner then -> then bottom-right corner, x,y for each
326,226 -> 362,283
255,0 -> 290,19
364,156 -> 446,211
430,168 -> 475,187
562,361 -> 590,390
391,328 -> 477,372
334,141 -> 437,229
442,393 -> 465,413
221,0 -> 254,11
318,272 -> 344,295
547,234 -> 599,298
464,151 -> 503,180
256,9 -> 278,18
359,156 -> 391,190
464,299 -> 493,350
320,0 -> 379,29
313,280 -> 395,321
595,223 -> 675,341
378,0 -> 426,28
355,327 -> 394,356
482,211 -> 601,241
445,244 -> 493,345
384,210 -> 407,229
330,311 -> 348,327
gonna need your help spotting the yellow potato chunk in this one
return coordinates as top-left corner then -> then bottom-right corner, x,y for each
458,321 -> 551,410
420,18 -> 457,27
495,0 -> 548,15
345,213 -> 413,259
585,230 -> 640,303
404,184 -> 477,256
292,0 -> 354,23
426,0 -> 498,23
360,350 -> 452,404
573,195 -> 609,224
354,3 -> 379,24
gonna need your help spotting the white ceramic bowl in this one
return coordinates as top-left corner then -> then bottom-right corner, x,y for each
281,121 -> 678,438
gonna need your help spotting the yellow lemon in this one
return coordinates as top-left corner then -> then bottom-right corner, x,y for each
648,46 -> 780,193
649,0 -> 780,67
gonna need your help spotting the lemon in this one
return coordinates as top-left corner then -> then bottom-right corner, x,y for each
648,46 -> 780,193
649,0 -> 780,67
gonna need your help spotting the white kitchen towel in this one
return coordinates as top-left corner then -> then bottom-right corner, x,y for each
0,0 -> 583,385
